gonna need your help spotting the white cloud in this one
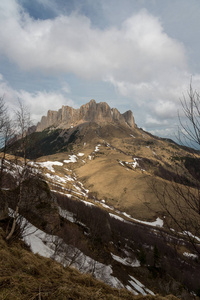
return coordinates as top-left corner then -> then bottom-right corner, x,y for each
148,127 -> 177,140
18,90 -> 75,123
0,3 -> 186,79
145,115 -> 168,126
0,74 -> 74,123
61,83 -> 71,94
1,0 -> 200,134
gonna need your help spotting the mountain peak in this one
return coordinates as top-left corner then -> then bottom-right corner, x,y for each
36,100 -> 135,131
89,99 -> 96,104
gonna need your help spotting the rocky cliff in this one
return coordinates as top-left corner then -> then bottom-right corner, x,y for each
3,177 -> 60,234
36,99 -> 135,131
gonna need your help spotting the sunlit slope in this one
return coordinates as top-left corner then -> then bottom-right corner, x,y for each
29,121 -> 199,222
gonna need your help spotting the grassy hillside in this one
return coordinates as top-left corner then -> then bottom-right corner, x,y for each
6,127 -> 79,159
2,121 -> 200,299
0,227 -> 178,300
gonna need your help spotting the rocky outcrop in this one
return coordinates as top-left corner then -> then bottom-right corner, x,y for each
122,110 -> 135,128
19,178 -> 60,233
36,99 -> 135,131
6,178 -> 60,234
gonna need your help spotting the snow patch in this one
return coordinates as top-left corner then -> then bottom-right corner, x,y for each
51,190 -> 72,198
122,212 -> 163,228
183,231 -> 200,242
77,153 -> 84,157
109,213 -> 127,223
102,203 -> 114,210
59,207 -> 75,223
111,253 -> 140,267
183,252 -> 198,260
38,161 -> 63,172
100,202 -> 163,228
131,158 -> 140,168
64,155 -> 78,163
81,200 -> 95,207
120,158 -> 140,170
118,160 -> 125,167
21,217 -> 124,289
126,285 -> 138,295
64,175 -> 74,182
45,173 -> 67,184
128,275 -> 155,296
94,144 -> 101,152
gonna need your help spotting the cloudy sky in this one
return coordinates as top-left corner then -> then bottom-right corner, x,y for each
0,0 -> 200,140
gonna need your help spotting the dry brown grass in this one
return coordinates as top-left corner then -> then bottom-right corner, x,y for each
34,126 -> 200,224
0,228 -> 179,300
76,147 -> 164,220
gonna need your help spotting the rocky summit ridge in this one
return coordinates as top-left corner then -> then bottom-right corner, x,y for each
36,99 -> 135,131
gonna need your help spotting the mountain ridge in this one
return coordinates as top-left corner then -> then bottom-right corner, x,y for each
2,98 -> 200,298
36,99 -> 135,131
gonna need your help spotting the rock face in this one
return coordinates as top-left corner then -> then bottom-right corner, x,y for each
36,99 -> 135,131
19,178 -> 60,233
6,178 -> 60,234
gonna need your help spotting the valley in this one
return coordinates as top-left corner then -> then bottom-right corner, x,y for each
1,100 -> 200,299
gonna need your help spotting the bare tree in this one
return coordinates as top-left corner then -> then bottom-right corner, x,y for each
151,84 -> 200,257
0,99 -> 58,242
150,178 -> 200,256
0,96 -> 6,131
0,97 -> 6,185
0,120 -> 13,188
6,100 -> 33,240
178,83 -> 200,149
0,97 -> 9,185
0,97 -> 10,221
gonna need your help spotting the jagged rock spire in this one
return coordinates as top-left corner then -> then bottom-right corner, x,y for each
36,100 -> 135,131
